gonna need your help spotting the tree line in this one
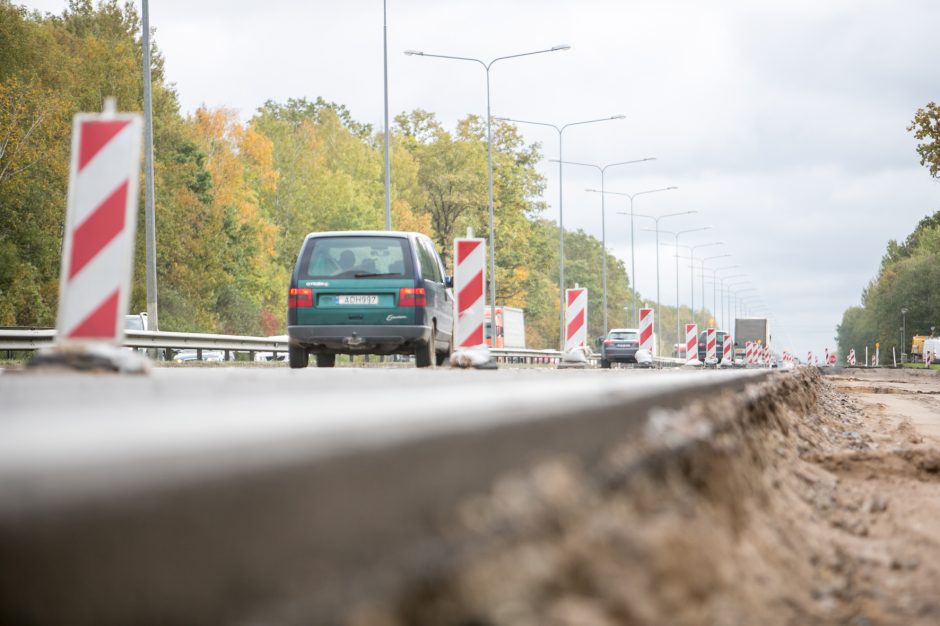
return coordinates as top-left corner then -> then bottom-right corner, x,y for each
0,0 -> 714,349
837,102 -> 940,359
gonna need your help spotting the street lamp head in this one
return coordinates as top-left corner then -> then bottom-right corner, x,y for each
610,114 -> 627,120
551,44 -> 572,51
667,186 -> 679,190
403,50 -> 423,56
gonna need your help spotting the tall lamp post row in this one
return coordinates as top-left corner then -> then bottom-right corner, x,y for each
492,116 -> 627,350
404,45 -> 769,351
588,187 -> 678,326
659,227 -> 712,349
549,158 -> 655,334
633,211 -> 694,353
405,44 -> 571,339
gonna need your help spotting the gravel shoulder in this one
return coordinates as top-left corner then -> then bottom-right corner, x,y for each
344,368 -> 940,626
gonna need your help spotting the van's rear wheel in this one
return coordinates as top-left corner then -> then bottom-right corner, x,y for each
316,353 -> 336,368
436,336 -> 452,367
289,345 -> 309,369
416,326 -> 435,368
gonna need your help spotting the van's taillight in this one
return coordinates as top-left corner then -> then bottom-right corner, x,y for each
289,287 -> 313,308
399,287 -> 426,307
604,339 -> 614,346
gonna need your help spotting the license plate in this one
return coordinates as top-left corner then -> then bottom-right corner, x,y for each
616,343 -> 628,348
337,295 -> 378,305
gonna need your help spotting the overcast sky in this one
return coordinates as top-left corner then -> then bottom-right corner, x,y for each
26,0 -> 940,357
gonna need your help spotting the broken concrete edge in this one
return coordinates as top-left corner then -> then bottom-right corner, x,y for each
0,369 -> 779,625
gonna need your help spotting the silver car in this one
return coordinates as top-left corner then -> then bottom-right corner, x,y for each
600,328 -> 640,368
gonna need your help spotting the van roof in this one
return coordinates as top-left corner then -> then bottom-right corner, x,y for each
302,230 -> 426,241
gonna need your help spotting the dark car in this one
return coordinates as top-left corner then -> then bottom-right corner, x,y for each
600,328 -> 640,368
287,231 -> 454,368
697,330 -> 730,362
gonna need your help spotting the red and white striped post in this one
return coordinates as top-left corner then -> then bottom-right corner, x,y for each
807,351 -> 813,366
722,332 -> 732,364
453,237 -> 486,348
564,287 -> 588,352
685,323 -> 699,365
639,308 -> 654,355
706,328 -> 717,362
56,100 -> 142,346
848,348 -> 856,366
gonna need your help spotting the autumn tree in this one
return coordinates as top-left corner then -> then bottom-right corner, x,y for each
909,102 -> 940,179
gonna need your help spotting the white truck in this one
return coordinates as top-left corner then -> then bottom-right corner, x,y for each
484,306 -> 526,349
734,317 -> 770,360
924,337 -> 940,365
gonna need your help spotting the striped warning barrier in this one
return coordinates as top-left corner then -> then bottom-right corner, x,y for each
764,346 -> 771,367
848,348 -> 856,366
685,323 -> 699,365
745,341 -> 753,367
706,328 -> 717,362
453,238 -> 486,348
722,332 -> 732,364
639,308 -> 654,355
56,102 -> 142,345
564,288 -> 588,352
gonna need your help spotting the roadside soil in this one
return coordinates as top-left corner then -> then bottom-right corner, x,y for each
346,368 -> 940,626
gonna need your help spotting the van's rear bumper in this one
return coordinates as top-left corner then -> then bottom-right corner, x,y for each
288,325 -> 431,354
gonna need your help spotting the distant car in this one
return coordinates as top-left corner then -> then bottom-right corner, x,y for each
124,312 -> 149,355
173,349 -> 224,363
124,312 -> 148,331
287,231 -> 455,368
698,330 -> 730,363
600,328 -> 640,368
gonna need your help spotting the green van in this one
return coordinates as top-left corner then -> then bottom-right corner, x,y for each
287,231 -> 455,368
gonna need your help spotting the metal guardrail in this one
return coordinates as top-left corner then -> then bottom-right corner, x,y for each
0,328 -> 286,354
0,328 -> 685,368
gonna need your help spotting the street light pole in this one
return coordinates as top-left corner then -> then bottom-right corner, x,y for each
700,254 -> 731,325
674,242 -> 724,330
405,44 -> 570,340
718,273 -> 746,329
658,227 -> 711,351
588,186 -> 678,325
712,265 -> 740,327
632,210 -> 695,354
549,157 -> 654,334
725,281 -> 750,329
496,117 -> 626,349
141,0 -> 158,330
901,306 -> 908,360
382,0 -> 391,230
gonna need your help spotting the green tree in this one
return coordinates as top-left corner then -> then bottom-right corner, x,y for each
909,102 -> 940,178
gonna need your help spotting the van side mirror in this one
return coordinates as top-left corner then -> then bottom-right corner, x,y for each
444,275 -> 454,288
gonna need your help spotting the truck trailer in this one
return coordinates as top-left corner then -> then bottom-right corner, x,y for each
484,306 -> 526,349
734,317 -> 770,359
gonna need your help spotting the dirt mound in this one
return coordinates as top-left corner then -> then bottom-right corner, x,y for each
346,369 -> 940,626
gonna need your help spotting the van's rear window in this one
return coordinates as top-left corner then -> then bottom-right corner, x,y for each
299,236 -> 414,279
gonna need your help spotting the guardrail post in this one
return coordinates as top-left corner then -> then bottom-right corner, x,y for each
197,348 -> 203,361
